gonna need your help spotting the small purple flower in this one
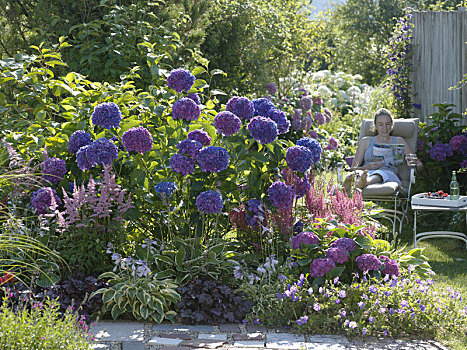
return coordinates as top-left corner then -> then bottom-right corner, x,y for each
30,187 -> 62,214
299,96 -> 312,110
253,98 -> 275,116
167,68 -> 195,93
400,300 -> 409,307
325,137 -> 338,150
355,254 -> 382,273
266,109 -> 290,134
170,153 -> 196,176
76,145 -> 92,171
154,181 -> 177,199
68,130 -> 92,154
429,143 -> 453,161
91,102 -> 122,129
291,231 -> 320,250
196,190 -> 223,214
266,83 -> 277,95
310,258 -> 336,278
86,138 -> 119,167
325,247 -> 348,264
286,146 -> 313,173
41,157 -> 67,185
330,238 -> 356,253
296,315 -> 308,326
187,93 -> 201,105
349,321 -> 357,329
187,129 -> 211,146
226,96 -> 255,120
362,328 -> 367,335
122,126 -> 153,153
313,303 -> 321,311
177,139 -> 202,158
296,137 -> 322,163
196,146 -> 230,173
268,181 -> 295,210
213,111 -> 242,136
247,116 -> 278,144
172,97 -> 201,122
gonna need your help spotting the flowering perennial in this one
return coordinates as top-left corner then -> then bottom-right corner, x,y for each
299,96 -> 312,110
226,96 -> 255,120
268,181 -> 295,210
76,145 -> 92,171
247,116 -> 278,144
379,255 -> 400,277
176,139 -> 202,158
167,68 -> 195,93
213,111 -> 242,136
187,93 -> 201,105
325,247 -> 349,264
31,187 -> 61,214
355,254 -> 382,273
286,146 -> 313,173
196,190 -> 223,214
429,143 -> 453,161
86,138 -> 119,167
196,146 -> 230,173
154,181 -> 177,199
91,102 -> 122,129
291,231 -> 320,250
325,137 -> 338,150
122,126 -> 153,153
187,129 -> 211,146
310,258 -> 336,278
331,237 -> 357,253
253,98 -> 275,116
296,137 -> 322,163
68,130 -> 92,154
41,157 -> 67,184
266,83 -> 277,95
170,153 -> 196,176
266,109 -> 290,134
172,97 -> 201,121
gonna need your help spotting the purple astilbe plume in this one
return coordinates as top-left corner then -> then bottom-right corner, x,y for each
187,129 -> 211,146
286,146 -> 313,173
122,126 -> 153,153
247,116 -> 278,144
330,237 -> 357,253
167,68 -> 195,92
291,231 -> 320,250
68,130 -> 92,154
379,255 -> 400,277
86,138 -> 119,167
91,102 -> 122,129
268,181 -> 295,210
325,247 -> 349,264
329,187 -> 365,225
297,137 -> 322,163
41,157 -> 67,185
176,139 -> 202,158
187,93 -> 201,105
170,153 -> 196,176
31,187 -> 62,215
76,145 -> 92,171
196,146 -> 230,173
172,97 -> 200,122
253,98 -> 275,116
213,111 -> 242,136
226,96 -> 255,120
355,254 -> 382,273
310,258 -> 335,278
266,109 -> 290,134
196,190 -> 223,214
429,143 -> 453,161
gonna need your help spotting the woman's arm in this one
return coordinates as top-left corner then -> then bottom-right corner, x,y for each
350,137 -> 369,170
396,136 -> 424,172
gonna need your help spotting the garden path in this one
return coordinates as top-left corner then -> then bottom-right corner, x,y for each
90,321 -> 450,350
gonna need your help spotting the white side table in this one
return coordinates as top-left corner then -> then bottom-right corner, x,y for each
412,203 -> 467,249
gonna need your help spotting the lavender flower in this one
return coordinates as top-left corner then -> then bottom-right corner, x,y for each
31,187 -> 62,214
247,116 -> 278,144
299,96 -> 312,110
253,98 -> 275,116
172,97 -> 201,122
196,190 -> 223,214
379,255 -> 400,277
268,181 -> 295,209
122,126 -> 153,153
296,137 -> 322,163
41,157 -> 67,184
325,247 -> 349,264
296,315 -> 308,326
213,111 -> 242,136
177,139 -> 202,158
291,231 -> 320,250
286,146 -> 313,173
196,146 -> 230,173
76,145 -> 92,171
187,129 -> 211,146
266,109 -> 290,134
86,138 -> 119,167
167,68 -> 195,92
170,153 -> 196,176
325,137 -> 338,150
68,130 -> 92,154
266,83 -> 277,95
154,181 -> 177,199
226,96 -> 255,120
91,102 -> 122,129
355,254 -> 382,273
310,258 -> 336,278
429,143 -> 453,161
187,93 -> 201,105
330,238 -> 356,253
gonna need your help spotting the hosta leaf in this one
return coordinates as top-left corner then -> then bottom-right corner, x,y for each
111,304 -> 124,320
102,289 -> 116,303
140,305 -> 150,320
151,312 -> 164,323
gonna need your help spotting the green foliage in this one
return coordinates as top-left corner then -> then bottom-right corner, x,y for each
0,295 -> 93,349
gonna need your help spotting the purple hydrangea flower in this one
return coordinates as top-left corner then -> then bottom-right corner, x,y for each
286,146 -> 314,173
226,96 -> 255,120
86,138 -> 119,167
41,157 -> 67,185
213,111 -> 242,136
268,181 -> 295,209
314,112 -> 326,125
325,137 -> 338,150
154,181 -> 177,199
298,87 -> 308,96
30,187 -> 62,215
323,108 -> 332,122
461,160 -> 467,169
330,238 -> 356,253
247,116 -> 278,144
176,139 -> 202,158
187,93 -> 201,105
293,175 -> 310,198
310,258 -> 336,278
325,247 -> 349,264
196,190 -> 223,214
266,109 -> 290,134
429,143 -> 453,161
253,98 -> 275,116
122,126 -> 153,153
296,137 -> 322,163
449,135 -> 467,151
308,130 -> 318,139
313,97 -> 323,105
167,68 -> 195,93
266,83 -> 277,95
187,129 -> 211,146
68,130 -> 92,154
196,146 -> 230,173
355,254 -> 382,273
291,231 -> 320,250
379,255 -> 400,277
170,153 -> 196,176
172,97 -> 201,122
299,96 -> 312,110
76,145 -> 92,171
91,102 -> 122,129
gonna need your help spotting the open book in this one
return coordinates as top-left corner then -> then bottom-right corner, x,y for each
373,144 -> 405,167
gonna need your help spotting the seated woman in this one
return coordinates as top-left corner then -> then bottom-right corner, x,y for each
344,108 -> 423,193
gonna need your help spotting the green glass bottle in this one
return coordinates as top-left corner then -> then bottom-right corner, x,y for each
450,171 -> 460,200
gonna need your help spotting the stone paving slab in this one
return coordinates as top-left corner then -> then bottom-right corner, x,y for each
153,324 -> 215,333
233,333 -> 265,341
233,340 -> 267,348
198,333 -> 228,341
219,324 -> 241,333
307,335 -> 350,345
180,339 -> 228,348
122,341 -> 145,350
91,321 -> 145,342
303,343 -> 347,350
160,333 -> 193,340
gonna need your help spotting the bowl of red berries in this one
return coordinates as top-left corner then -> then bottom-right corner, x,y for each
424,190 -> 449,199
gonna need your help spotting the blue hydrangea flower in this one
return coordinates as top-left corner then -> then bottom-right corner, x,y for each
76,145 -> 92,171
154,181 -> 177,199
225,96 -> 255,120
41,157 -> 67,185
30,187 -> 62,215
286,146 -> 313,173
187,129 -> 211,146
213,111 -> 241,136
167,68 -> 196,93
196,190 -> 223,214
187,93 -> 201,105
122,126 -> 153,153
296,137 -> 322,163
68,130 -> 92,154
247,116 -> 278,144
170,153 -> 196,176
196,146 -> 230,173
91,102 -> 122,129
268,181 -> 295,209
266,109 -> 290,134
176,139 -> 202,158
172,97 -> 201,122
86,138 -> 119,167
253,98 -> 275,116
